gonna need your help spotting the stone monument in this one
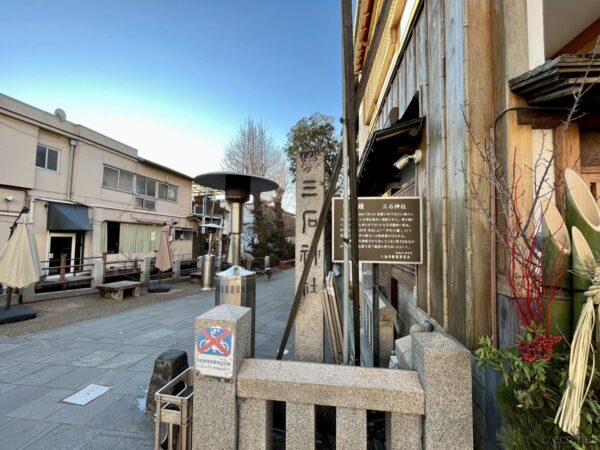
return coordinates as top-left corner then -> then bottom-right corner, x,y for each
294,151 -> 325,362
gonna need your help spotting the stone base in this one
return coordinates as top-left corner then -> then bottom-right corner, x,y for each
294,293 -> 324,362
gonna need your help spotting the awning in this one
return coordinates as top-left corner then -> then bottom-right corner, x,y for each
509,53 -> 600,106
357,117 -> 424,196
47,202 -> 92,231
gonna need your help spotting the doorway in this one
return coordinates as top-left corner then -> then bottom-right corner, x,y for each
48,233 -> 75,275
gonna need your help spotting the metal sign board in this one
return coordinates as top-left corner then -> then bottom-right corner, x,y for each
332,197 -> 423,264
195,326 -> 234,378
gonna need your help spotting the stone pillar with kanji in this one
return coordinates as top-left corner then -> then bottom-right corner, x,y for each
294,151 -> 325,362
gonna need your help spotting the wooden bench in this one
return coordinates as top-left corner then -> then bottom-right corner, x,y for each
189,271 -> 203,283
96,281 -> 142,301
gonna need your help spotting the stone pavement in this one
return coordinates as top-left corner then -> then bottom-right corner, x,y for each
0,269 -> 295,449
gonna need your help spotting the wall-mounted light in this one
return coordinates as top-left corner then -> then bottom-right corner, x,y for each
394,149 -> 422,170
4,196 -> 15,203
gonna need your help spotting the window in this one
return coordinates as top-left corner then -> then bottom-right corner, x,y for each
36,144 -> 59,172
102,165 -> 178,203
103,166 -> 119,189
175,230 -> 193,240
118,171 -> 134,192
135,197 -> 156,210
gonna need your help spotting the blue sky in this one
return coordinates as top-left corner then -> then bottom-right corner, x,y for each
0,0 -> 342,176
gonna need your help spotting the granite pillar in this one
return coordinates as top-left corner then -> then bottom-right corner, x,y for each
336,407 -> 367,449
411,332 -> 473,449
192,305 -> 251,450
238,398 -> 272,450
385,413 -> 422,450
141,256 -> 152,285
92,259 -> 104,287
294,151 -> 325,362
286,402 -> 315,450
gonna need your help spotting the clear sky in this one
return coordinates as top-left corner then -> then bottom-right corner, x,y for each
0,0 -> 342,177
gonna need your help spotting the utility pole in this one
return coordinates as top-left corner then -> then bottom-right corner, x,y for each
341,0 -> 361,365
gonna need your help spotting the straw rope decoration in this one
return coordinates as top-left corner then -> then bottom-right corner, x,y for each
555,266 -> 599,435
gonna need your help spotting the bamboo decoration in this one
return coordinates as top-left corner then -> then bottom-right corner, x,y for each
564,169 -> 600,326
540,199 -> 572,337
555,260 -> 599,436
564,168 -> 600,252
571,227 -> 595,330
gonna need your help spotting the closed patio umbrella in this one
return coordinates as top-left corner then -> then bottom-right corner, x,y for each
0,210 -> 41,323
151,224 -> 172,292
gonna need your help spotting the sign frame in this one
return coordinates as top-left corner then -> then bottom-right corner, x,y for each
332,196 -> 423,264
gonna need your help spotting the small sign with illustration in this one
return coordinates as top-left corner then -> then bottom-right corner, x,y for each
195,326 -> 234,378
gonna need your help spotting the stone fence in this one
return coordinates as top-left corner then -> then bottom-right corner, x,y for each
192,304 -> 473,449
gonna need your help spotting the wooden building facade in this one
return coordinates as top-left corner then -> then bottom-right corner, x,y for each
353,1 -> 599,446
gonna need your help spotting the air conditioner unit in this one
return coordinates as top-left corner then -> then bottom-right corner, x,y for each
193,204 -> 203,215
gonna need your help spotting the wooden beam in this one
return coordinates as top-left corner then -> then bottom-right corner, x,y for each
355,0 -> 394,105
342,0 -> 361,365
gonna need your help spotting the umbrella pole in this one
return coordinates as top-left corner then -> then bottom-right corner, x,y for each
5,287 -> 11,310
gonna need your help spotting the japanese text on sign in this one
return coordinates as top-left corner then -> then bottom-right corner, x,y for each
332,197 -> 422,264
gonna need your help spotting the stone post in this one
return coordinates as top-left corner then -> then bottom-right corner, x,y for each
411,332 -> 473,449
173,257 -> 181,279
141,256 -> 152,285
21,285 -> 35,303
92,259 -> 104,288
378,301 -> 396,367
294,151 -> 325,362
192,304 -> 252,450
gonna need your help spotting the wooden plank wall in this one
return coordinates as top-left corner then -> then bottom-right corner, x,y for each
425,0 -> 447,329
364,0 -> 497,347
444,0 -> 467,343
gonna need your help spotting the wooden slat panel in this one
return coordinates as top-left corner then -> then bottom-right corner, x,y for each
554,122 -> 581,211
444,0 -> 467,344
415,6 -> 429,314
465,0 -> 493,348
405,31 -> 417,105
398,58 -> 408,117
426,0 -> 445,326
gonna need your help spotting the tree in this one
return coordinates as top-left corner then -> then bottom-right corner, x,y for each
221,118 -> 277,257
271,152 -> 293,260
283,113 -> 340,189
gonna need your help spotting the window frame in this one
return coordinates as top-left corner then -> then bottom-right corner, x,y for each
35,144 -> 60,173
102,165 -> 178,203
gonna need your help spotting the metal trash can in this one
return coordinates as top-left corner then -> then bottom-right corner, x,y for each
215,265 -> 256,356
198,254 -> 215,291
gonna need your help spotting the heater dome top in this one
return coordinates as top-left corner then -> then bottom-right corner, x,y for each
194,172 -> 278,195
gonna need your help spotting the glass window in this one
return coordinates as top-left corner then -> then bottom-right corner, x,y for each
46,149 -> 59,171
36,145 -> 46,168
35,144 -> 59,171
136,176 -> 146,195
146,179 -> 156,197
118,171 -> 134,192
158,183 -> 168,200
167,185 -> 178,202
145,199 -> 156,210
103,166 -> 119,188
134,197 -> 144,208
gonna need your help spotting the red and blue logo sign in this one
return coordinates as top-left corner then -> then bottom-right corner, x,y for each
196,327 -> 232,357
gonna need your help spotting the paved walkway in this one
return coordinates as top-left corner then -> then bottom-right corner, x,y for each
0,270 -> 295,449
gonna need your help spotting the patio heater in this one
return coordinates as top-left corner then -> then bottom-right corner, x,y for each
193,172 -> 278,356
197,223 -> 222,291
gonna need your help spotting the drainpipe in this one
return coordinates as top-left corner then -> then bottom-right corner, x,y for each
67,139 -> 77,201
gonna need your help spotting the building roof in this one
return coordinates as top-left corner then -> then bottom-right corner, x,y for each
0,92 -> 193,181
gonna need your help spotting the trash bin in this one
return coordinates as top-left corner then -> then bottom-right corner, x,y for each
198,254 -> 215,291
215,265 -> 256,356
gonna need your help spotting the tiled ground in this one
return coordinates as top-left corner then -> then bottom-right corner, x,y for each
0,269 -> 294,449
